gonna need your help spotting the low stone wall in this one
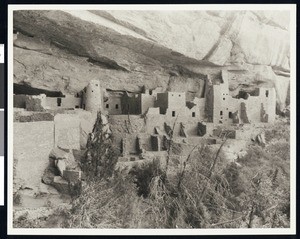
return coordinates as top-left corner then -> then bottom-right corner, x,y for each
13,95 -> 27,108
14,111 -> 54,122
77,111 -> 96,149
14,121 -> 55,191
109,115 -> 146,148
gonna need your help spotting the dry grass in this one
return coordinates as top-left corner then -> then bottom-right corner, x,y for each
13,118 -> 290,229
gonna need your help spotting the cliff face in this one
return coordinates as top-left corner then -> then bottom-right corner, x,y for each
13,10 -> 290,111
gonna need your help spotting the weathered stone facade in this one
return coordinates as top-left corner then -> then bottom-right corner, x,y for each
82,80 -> 103,112
13,71 -> 278,190
207,70 -> 276,125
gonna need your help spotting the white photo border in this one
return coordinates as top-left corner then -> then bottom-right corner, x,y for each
7,4 -> 297,235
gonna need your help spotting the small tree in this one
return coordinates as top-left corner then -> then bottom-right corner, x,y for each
83,111 -> 118,180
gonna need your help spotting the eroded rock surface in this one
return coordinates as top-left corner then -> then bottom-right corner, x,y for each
13,10 -> 290,111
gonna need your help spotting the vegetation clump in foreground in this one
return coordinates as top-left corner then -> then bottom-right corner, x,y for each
14,113 -> 290,228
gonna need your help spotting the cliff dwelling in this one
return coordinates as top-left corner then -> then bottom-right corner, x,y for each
13,69 -> 277,169
11,9 -> 292,230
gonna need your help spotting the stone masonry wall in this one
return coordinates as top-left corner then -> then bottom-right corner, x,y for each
13,95 -> 27,108
45,96 -> 81,110
54,114 -> 81,150
14,121 -> 55,191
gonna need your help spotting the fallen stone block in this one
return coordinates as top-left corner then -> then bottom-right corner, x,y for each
52,176 -> 70,194
41,165 -> 59,185
49,147 -> 80,176
49,148 -> 68,161
56,159 -> 66,177
64,151 -> 80,170
63,170 -> 81,183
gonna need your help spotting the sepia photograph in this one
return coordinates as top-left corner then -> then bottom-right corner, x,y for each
8,5 -> 296,235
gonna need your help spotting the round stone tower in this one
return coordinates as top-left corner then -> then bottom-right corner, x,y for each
83,80 -> 102,112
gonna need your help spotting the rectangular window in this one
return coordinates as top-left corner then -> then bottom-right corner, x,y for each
83,104 -> 85,110
57,98 -> 62,107
192,112 -> 195,117
106,104 -> 109,109
115,104 -> 119,109
220,111 -> 223,116
223,98 -> 225,100
75,105 -> 79,109
172,111 -> 175,117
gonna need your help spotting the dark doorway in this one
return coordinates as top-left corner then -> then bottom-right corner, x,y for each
172,111 -> 176,117
57,98 -> 62,107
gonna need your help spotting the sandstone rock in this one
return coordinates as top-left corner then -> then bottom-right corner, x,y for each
232,12 -> 290,71
49,147 -> 69,161
50,147 -> 80,169
273,74 -> 290,112
55,159 -> 66,177
63,170 -> 81,183
52,176 -> 69,194
44,147 -> 81,187
206,37 -> 233,66
256,132 -> 266,147
41,165 -> 58,185
13,10 -> 290,107
64,151 -> 80,170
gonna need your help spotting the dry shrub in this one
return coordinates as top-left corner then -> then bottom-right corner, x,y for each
60,172 -> 140,228
59,115 -> 290,229
129,159 -> 163,198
